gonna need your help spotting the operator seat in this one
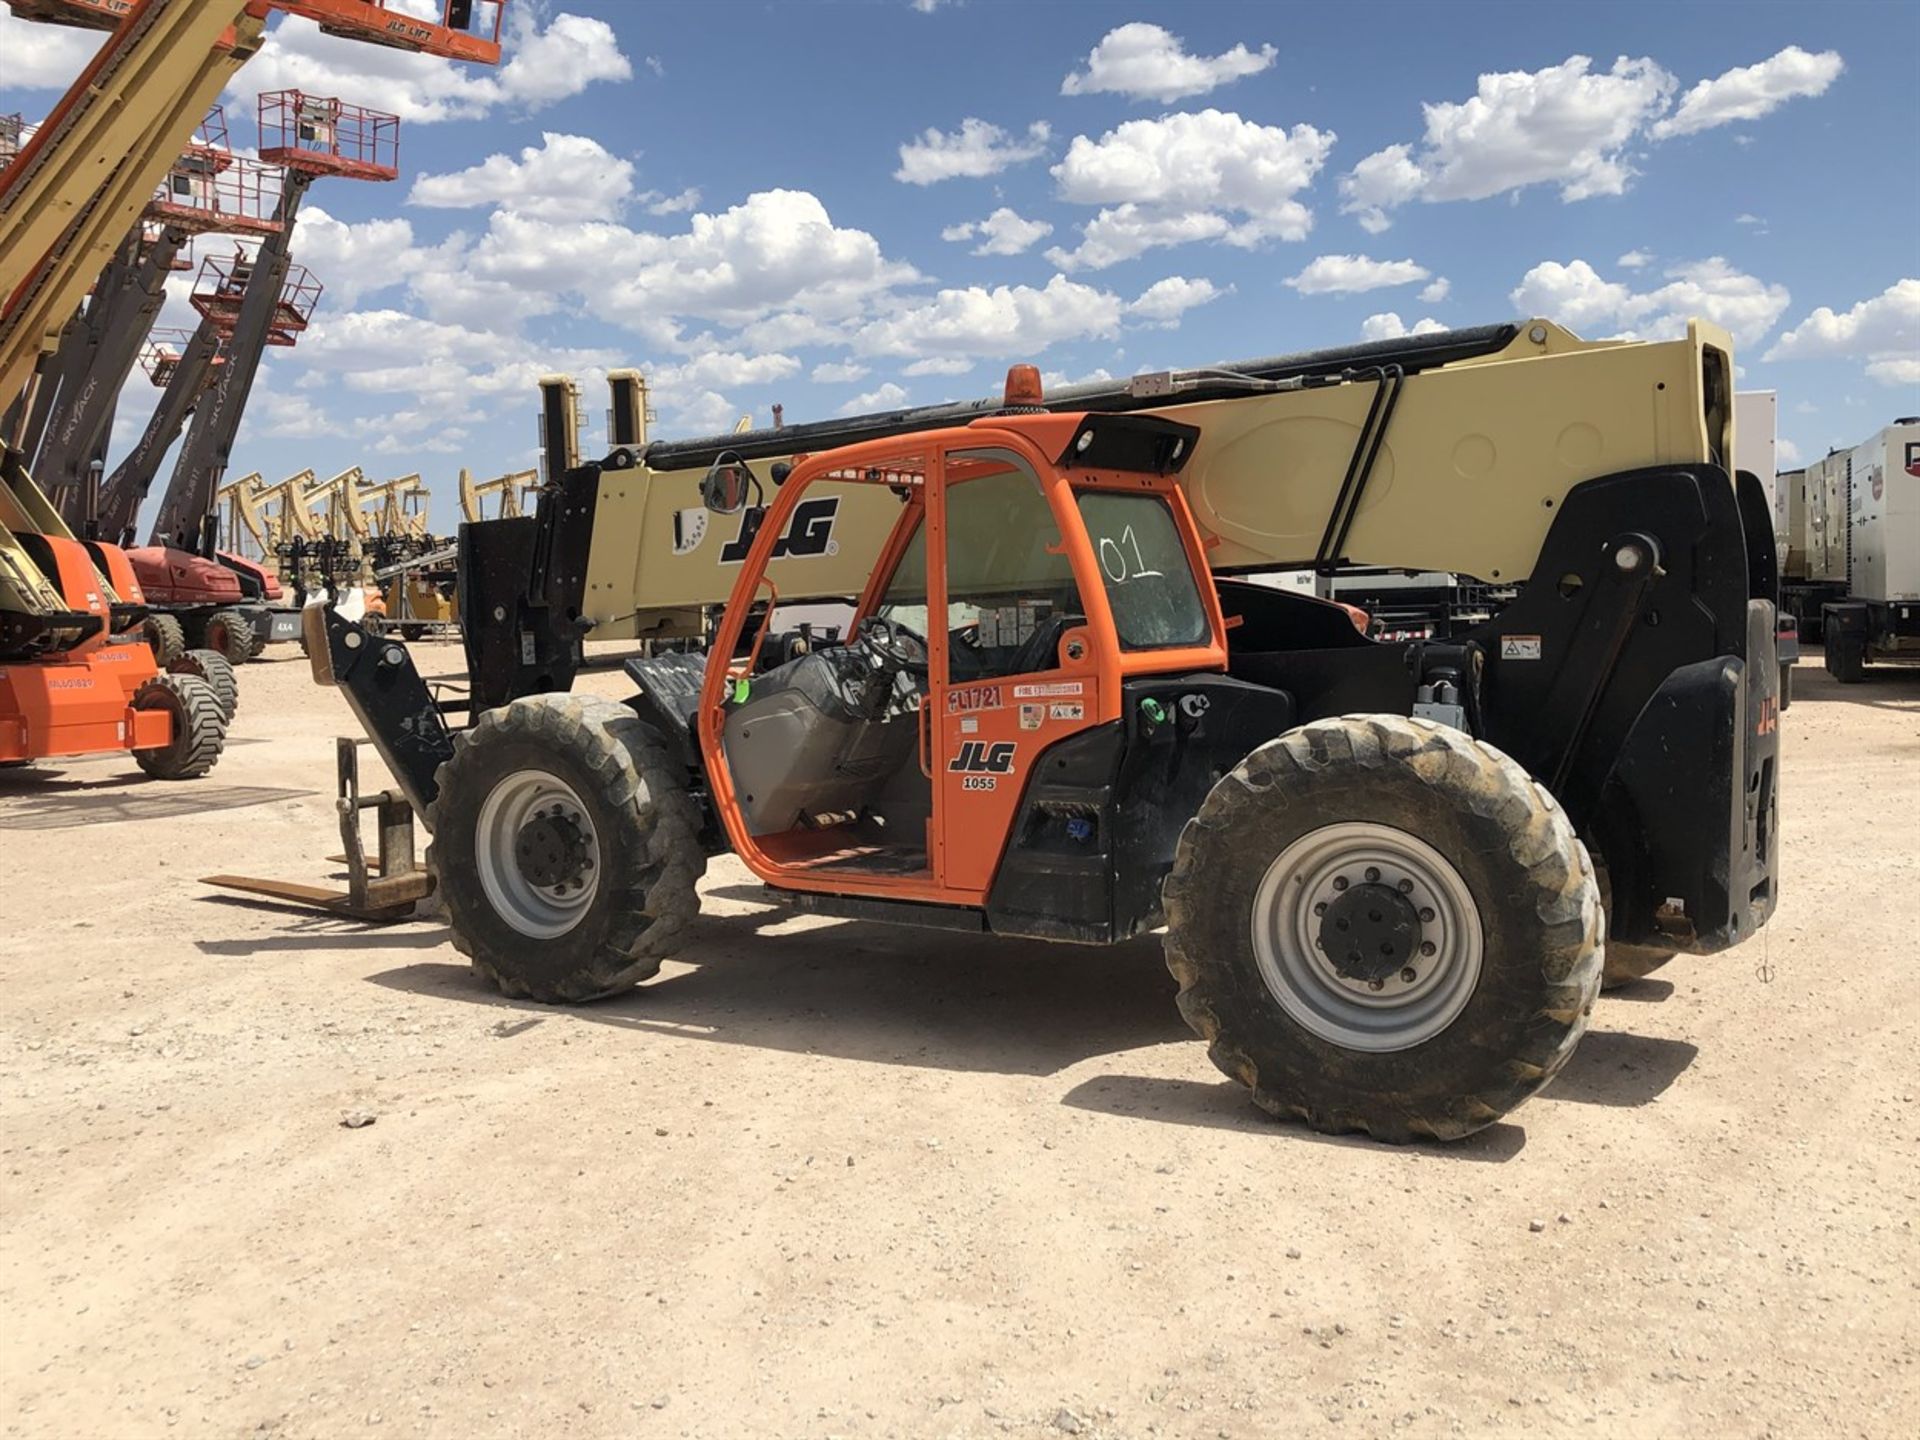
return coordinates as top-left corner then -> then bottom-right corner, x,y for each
721,643 -> 924,836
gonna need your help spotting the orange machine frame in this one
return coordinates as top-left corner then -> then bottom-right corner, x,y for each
698,411 -> 1229,910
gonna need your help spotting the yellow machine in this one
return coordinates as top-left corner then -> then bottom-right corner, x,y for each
556,320 -> 1738,644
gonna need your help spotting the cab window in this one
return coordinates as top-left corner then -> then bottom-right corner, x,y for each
877,449 -> 1087,680
1074,490 -> 1209,649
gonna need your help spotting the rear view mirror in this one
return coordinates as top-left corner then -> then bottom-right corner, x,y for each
701,455 -> 756,515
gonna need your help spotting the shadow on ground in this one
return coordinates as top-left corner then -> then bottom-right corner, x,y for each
0,779 -> 314,830
1058,1073 -> 1530,1161
368,899 -> 1186,1079
1791,654 -> 1920,711
1540,1028 -> 1698,1107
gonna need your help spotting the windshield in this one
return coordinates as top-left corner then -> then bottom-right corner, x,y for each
1074,491 -> 1209,650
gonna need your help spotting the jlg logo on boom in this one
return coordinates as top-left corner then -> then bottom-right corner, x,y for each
718,498 -> 841,563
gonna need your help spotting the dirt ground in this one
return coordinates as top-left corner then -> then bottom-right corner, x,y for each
2,641 -> 1916,1440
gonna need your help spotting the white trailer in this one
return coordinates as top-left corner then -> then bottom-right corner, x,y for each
1781,417 -> 1920,681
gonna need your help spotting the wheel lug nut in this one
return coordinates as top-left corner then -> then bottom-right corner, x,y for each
1419,906 -> 1435,923
1368,979 -> 1384,992
1420,941 -> 1437,957
1313,902 -> 1327,916
1400,967 -> 1417,983
1397,879 -> 1413,894
1332,876 -> 1349,891
1365,867 -> 1381,883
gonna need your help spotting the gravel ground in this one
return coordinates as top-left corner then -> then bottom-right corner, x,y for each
1,641 -> 1916,1440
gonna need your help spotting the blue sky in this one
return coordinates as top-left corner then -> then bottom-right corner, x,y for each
4,0 -> 1917,535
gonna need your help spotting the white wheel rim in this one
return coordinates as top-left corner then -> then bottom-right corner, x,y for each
473,769 -> 601,939
1250,821 -> 1483,1053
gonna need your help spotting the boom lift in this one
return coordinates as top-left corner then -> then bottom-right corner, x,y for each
33,107 -> 281,525
270,322 -> 1782,1141
126,87 -> 400,662
1,0 -> 506,775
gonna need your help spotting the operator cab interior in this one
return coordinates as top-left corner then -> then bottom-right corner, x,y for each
719,446 -> 1088,877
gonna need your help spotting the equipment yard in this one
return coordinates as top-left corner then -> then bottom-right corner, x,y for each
2,643 -> 1914,1440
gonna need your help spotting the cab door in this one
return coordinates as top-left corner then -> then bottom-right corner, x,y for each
928,443 -> 1105,896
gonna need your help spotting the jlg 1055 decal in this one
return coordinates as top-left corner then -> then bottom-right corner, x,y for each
950,740 -> 1017,790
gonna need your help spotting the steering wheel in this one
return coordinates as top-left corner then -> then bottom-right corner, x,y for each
859,614 -> 930,674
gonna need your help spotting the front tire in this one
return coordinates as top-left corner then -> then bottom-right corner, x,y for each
141,612 -> 186,666
429,695 -> 706,1002
1163,714 -> 1602,1143
131,673 -> 226,780
167,648 -> 238,721
200,608 -> 255,666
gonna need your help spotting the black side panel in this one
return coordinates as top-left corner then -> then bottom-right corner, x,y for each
457,462 -> 601,711
987,674 -> 1296,943
622,650 -> 708,767
1735,469 -> 1780,606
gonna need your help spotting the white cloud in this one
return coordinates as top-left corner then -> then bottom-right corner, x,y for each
1285,254 -> 1430,296
1060,22 -> 1276,103
1417,277 -> 1450,303
810,361 -> 870,384
0,10 -> 101,89
1041,368 -> 1116,390
1765,280 -> 1920,387
291,207 -> 422,307
1127,276 -> 1226,325
645,187 -> 701,216
644,55 -> 665,78
235,8 -> 631,123
840,382 -> 910,415
1511,255 -> 1790,349
1736,212 -> 1764,226
1617,249 -> 1653,269
854,274 -> 1125,360
1337,144 -> 1424,234
942,208 -> 1054,256
408,133 -> 633,220
894,118 -> 1051,185
1047,110 -> 1335,269
657,351 -> 800,390
903,357 -> 975,377
1339,55 -> 1675,229
1777,437 -> 1803,467
1360,313 -> 1446,341
910,0 -> 947,11
1651,46 -> 1844,139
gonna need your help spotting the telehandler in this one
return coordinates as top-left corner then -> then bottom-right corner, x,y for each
288,319 -> 1782,1142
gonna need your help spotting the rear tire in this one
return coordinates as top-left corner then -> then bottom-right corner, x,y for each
1830,640 -> 1866,683
246,624 -> 270,660
1163,714 -> 1602,1143
141,612 -> 186,667
1778,662 -> 1793,711
201,608 -> 255,666
401,624 -> 428,643
131,673 -> 226,780
429,695 -> 706,1002
167,648 -> 238,721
